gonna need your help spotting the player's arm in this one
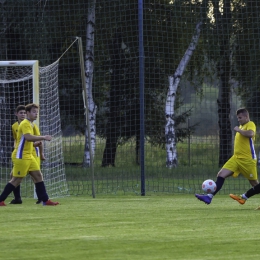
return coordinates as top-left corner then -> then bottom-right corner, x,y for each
32,125 -> 46,160
39,142 -> 46,160
24,133 -> 52,142
34,141 -> 46,160
234,126 -> 254,138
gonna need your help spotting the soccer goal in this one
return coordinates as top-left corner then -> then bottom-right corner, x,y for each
0,60 -> 69,198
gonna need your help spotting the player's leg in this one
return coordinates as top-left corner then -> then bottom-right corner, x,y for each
195,168 -> 233,204
32,155 -> 43,204
214,168 -> 234,193
230,184 -> 259,205
29,158 -> 59,206
229,158 -> 258,205
30,174 -> 43,204
0,158 -> 29,206
212,156 -> 240,196
244,184 -> 260,209
195,157 -> 236,204
0,177 -> 23,206
9,170 -> 22,204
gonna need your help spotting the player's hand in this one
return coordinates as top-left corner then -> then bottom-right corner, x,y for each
44,135 -> 52,141
33,141 -> 42,147
40,154 -> 46,161
234,126 -> 240,132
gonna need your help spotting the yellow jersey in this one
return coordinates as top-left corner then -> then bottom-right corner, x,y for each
13,119 -> 34,159
11,121 -> 19,142
234,121 -> 256,159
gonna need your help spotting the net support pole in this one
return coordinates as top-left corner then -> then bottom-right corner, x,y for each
77,36 -> 96,198
138,0 -> 145,196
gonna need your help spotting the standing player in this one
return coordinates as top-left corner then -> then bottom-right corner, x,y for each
9,105 -> 26,204
0,103 -> 59,206
195,108 -> 259,204
9,105 -> 45,204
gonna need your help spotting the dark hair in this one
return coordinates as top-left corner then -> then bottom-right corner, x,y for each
236,108 -> 249,116
15,105 -> 26,113
25,103 -> 39,112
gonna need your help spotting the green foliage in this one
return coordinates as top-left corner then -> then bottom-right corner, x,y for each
1,195 -> 260,260
62,135 -> 219,167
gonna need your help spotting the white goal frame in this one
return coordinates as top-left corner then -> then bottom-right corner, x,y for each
0,59 -> 69,199
0,60 -> 40,198
0,60 -> 40,126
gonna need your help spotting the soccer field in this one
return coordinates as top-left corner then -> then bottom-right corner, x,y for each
1,194 -> 260,260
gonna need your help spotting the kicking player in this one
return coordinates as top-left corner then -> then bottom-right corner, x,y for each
0,103 -> 59,206
195,108 -> 259,204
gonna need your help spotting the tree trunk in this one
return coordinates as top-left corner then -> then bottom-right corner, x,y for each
101,30 -> 124,167
83,0 -> 97,167
165,21 -> 202,168
213,0 -> 233,166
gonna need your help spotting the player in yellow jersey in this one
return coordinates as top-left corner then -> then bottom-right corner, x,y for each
0,103 -> 59,206
195,108 -> 259,204
9,105 -> 45,204
9,105 -> 26,204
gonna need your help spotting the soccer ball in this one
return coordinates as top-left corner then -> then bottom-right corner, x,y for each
202,179 -> 216,193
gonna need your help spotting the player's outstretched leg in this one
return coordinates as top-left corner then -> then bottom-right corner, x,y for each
229,194 -> 246,205
195,194 -> 212,205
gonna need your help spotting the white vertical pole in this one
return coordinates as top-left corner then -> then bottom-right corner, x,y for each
32,60 -> 39,199
0,60 -> 40,199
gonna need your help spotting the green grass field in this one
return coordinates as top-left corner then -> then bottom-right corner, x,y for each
1,194 -> 260,260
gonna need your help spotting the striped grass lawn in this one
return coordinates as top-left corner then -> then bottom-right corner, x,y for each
1,194 -> 260,260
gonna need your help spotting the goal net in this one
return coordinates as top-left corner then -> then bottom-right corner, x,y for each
0,60 -> 69,198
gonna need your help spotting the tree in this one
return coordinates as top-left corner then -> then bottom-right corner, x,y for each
212,0 -> 233,166
165,21 -> 202,168
83,0 -> 97,167
95,0 -> 204,167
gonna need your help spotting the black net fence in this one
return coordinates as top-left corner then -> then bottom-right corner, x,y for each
1,0 -> 260,196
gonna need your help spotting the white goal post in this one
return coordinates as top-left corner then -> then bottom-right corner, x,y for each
0,60 -> 69,198
0,60 -> 39,126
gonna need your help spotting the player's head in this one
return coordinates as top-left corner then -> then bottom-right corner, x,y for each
236,108 -> 249,125
25,103 -> 39,121
15,105 -> 26,123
